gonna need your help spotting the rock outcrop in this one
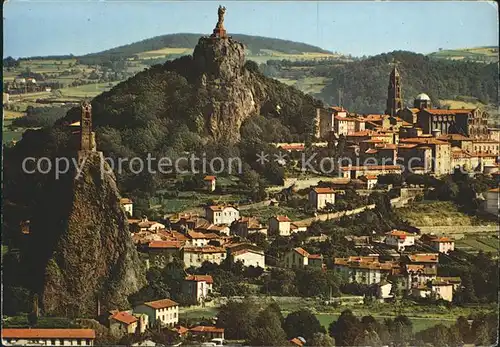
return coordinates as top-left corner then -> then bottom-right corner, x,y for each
40,152 -> 145,317
193,36 -> 262,144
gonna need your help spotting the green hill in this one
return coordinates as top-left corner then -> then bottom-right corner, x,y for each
427,46 -> 498,63
82,33 -> 332,58
261,50 -> 498,114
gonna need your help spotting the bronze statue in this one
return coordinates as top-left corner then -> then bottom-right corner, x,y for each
217,5 -> 226,28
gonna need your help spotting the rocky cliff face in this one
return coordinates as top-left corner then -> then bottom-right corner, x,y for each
193,36 -> 263,144
41,152 -> 145,317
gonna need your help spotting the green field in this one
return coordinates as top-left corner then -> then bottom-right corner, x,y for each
57,82 -> 118,99
2,119 -> 28,144
276,77 -> 328,95
315,313 -> 453,333
178,301 -> 487,335
455,235 -> 499,254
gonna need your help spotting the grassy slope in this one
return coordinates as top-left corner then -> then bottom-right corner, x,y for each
396,201 -> 492,227
428,46 -> 498,63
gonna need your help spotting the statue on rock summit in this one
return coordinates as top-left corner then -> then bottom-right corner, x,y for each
212,5 -> 227,38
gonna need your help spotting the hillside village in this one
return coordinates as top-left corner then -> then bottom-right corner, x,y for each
2,4 -> 499,347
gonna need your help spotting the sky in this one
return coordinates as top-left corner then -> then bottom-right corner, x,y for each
3,1 -> 499,58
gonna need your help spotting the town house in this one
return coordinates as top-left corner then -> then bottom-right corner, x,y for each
120,198 -> 134,217
268,215 -> 292,236
283,247 -> 323,269
231,217 -> 267,238
133,299 -> 179,328
128,217 -> 165,233
420,234 -> 455,254
384,230 -> 416,251
108,310 -> 148,335
2,329 -> 96,346
182,275 -> 214,305
308,187 -> 336,210
182,246 -> 227,268
203,175 -> 217,192
333,256 -> 396,285
205,205 -> 240,225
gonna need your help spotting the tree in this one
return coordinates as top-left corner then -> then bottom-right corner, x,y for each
217,299 -> 260,340
328,309 -> 362,346
247,305 -> 288,346
387,315 -> 413,347
283,309 -> 325,340
248,232 -> 268,251
307,332 -> 334,347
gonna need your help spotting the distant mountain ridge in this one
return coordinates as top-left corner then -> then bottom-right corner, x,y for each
83,33 -> 332,58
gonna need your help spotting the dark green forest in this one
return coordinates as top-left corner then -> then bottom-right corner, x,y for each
260,51 -> 498,113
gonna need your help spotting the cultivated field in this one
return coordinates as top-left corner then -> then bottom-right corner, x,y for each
428,46 -> 498,63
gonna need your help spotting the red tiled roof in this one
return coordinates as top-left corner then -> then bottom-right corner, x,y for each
331,106 -> 346,112
400,137 -> 450,145
120,198 -> 133,204
2,329 -> 96,339
275,215 -> 292,222
290,338 -> 305,347
398,143 -> 418,149
204,175 -> 216,181
232,248 -> 264,257
189,326 -> 225,333
386,230 -> 413,237
188,230 -> 219,239
308,254 -> 323,259
294,247 -> 310,258
111,311 -> 138,325
143,298 -> 178,309
175,326 -> 189,335
424,109 -> 474,115
362,139 -> 385,143
183,246 -> 226,253
279,144 -> 305,151
148,241 -> 183,249
312,187 -> 335,194
407,253 -> 439,263
335,115 -> 356,121
375,143 -> 397,150
340,165 -> 401,171
185,275 -> 214,284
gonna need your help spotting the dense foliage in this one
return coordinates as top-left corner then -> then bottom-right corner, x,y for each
12,106 -> 72,128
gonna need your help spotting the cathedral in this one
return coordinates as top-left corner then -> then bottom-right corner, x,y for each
386,66 -> 489,140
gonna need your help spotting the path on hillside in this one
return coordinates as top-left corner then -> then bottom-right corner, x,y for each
416,225 -> 498,235
294,196 -> 414,227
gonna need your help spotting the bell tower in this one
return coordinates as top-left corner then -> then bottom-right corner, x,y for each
80,101 -> 96,152
385,64 -> 403,117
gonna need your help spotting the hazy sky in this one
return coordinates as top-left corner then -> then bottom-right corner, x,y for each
3,1 -> 499,58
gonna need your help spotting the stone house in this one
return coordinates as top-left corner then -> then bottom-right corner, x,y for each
205,205 -> 240,225
133,299 -> 179,328
268,215 -> 292,236
182,275 -> 213,305
308,187 -> 336,210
